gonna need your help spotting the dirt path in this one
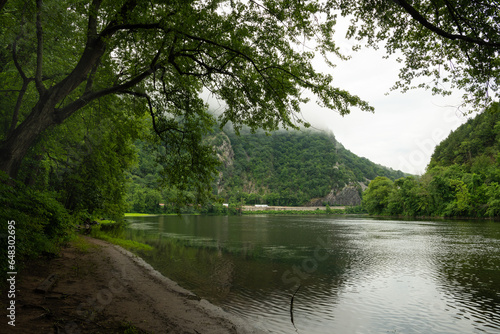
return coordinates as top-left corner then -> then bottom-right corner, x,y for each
2,236 -> 264,334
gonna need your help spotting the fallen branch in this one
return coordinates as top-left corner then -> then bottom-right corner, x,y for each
290,284 -> 301,330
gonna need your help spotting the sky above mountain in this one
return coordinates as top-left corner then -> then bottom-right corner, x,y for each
303,45 -> 475,175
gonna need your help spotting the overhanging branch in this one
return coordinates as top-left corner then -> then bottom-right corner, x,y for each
56,66 -> 156,122
393,0 -> 500,48
35,0 -> 46,95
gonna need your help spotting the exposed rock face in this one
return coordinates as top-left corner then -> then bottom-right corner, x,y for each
308,182 -> 365,206
215,134 -> 234,169
212,133 -> 234,194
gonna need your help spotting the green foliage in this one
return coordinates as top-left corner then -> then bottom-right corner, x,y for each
242,209 -> 344,215
331,1 -> 500,110
0,0 -> 374,180
155,110 -> 221,207
363,104 -> 500,217
126,127 -> 405,211
0,171 -> 73,285
362,177 -> 394,215
200,203 -> 241,216
430,104 -> 500,170
218,128 -> 404,206
9,95 -> 144,220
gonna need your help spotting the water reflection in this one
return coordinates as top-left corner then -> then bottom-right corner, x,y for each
125,216 -> 500,334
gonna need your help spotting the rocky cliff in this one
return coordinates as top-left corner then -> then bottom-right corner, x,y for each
307,182 -> 368,206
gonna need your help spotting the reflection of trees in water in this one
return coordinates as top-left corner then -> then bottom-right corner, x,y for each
127,227 -> 349,312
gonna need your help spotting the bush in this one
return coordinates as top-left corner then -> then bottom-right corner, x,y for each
0,172 -> 73,287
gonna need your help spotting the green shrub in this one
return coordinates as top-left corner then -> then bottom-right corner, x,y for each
0,172 -> 73,287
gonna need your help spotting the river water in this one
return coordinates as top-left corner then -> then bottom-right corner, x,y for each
124,215 -> 500,334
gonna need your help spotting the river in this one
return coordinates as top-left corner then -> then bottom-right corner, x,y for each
123,215 -> 500,334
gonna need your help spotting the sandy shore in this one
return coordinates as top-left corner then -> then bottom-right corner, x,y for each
2,236 -> 266,334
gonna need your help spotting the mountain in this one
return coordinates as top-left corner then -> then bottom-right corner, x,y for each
207,127 -> 406,207
127,127 -> 406,212
429,104 -> 500,171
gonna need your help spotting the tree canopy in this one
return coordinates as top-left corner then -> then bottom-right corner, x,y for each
0,0 -> 373,183
1,0 -> 499,207
329,0 -> 500,110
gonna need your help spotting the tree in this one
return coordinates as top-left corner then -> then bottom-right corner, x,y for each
0,0 -> 373,186
41,96 -> 141,218
362,176 -> 394,214
328,0 -> 500,110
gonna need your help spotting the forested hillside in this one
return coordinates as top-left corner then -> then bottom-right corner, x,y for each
127,127 -> 406,212
363,103 -> 500,217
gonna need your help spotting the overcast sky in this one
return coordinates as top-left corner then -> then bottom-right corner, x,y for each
300,46 -> 476,175
295,18 -> 483,176
203,20 -> 480,176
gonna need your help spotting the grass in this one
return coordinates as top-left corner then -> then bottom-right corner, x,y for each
119,321 -> 145,334
123,213 -> 156,217
88,219 -> 153,253
95,234 -> 153,252
72,235 -> 99,253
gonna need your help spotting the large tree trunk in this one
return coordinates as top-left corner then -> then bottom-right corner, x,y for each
0,34 -> 110,179
0,99 -> 57,179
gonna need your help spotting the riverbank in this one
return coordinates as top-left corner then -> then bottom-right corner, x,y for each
241,205 -> 341,211
1,236 -> 264,334
240,205 -> 366,215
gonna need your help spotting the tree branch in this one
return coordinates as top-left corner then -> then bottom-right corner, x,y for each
87,0 -> 103,43
100,22 -> 164,37
9,33 -> 33,137
393,0 -> 500,48
56,63 -> 159,122
8,80 -> 30,137
173,31 -> 303,111
12,33 -> 28,81
117,90 -> 185,138
35,0 -> 46,95
84,60 -> 100,93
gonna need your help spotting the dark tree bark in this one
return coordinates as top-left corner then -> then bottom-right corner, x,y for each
0,0 -> 139,179
0,100 -> 55,178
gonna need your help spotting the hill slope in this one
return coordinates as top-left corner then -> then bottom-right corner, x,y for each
429,105 -> 500,171
212,128 -> 406,206
362,102 -> 500,217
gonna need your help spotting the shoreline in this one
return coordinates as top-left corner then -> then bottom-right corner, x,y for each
100,237 -> 265,333
2,236 -> 266,334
